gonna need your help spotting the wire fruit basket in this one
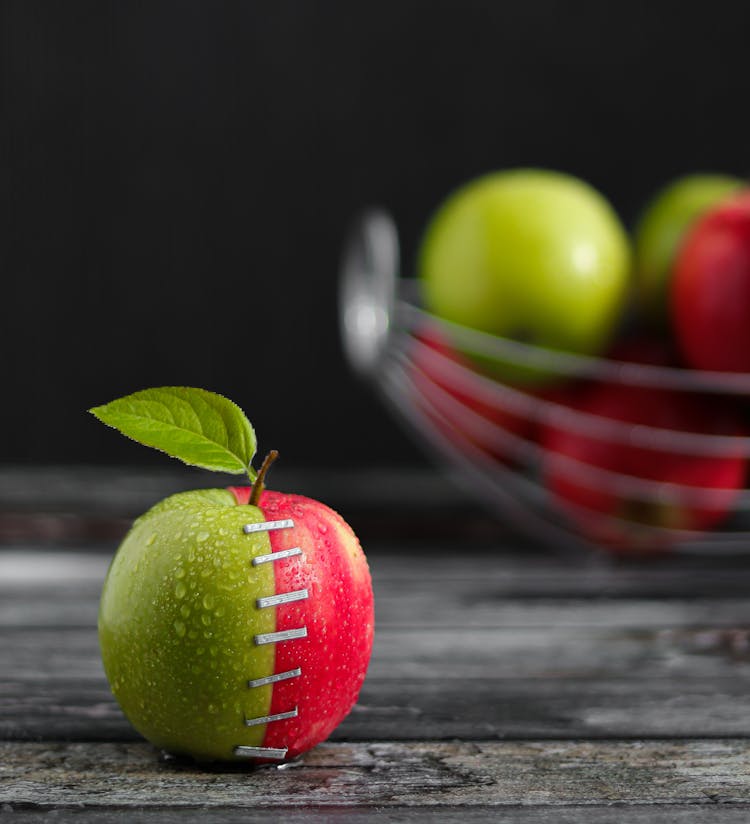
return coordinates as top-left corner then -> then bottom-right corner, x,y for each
339,210 -> 750,556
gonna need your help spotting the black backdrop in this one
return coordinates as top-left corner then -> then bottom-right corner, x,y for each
4,0 -> 750,468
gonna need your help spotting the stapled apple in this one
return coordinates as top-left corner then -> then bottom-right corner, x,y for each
91,387 -> 374,763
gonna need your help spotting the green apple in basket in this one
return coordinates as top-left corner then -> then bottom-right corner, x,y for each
633,172 -> 744,324
418,168 -> 632,383
91,387 -> 374,763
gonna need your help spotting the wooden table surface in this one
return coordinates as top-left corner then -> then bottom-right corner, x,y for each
2,467 -> 750,821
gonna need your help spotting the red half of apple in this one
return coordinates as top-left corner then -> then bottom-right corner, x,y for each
226,486 -> 374,759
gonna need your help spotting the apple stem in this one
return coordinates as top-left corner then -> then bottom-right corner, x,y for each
248,450 -> 279,506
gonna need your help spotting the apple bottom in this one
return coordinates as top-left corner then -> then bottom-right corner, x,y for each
228,487 -> 374,760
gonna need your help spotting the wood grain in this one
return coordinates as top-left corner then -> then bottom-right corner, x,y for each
4,808 -> 750,824
3,552 -> 750,743
4,539 -> 750,815
1,740 -> 750,809
5,674 -> 750,742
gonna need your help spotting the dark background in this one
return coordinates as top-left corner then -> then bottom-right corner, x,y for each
4,0 -> 750,470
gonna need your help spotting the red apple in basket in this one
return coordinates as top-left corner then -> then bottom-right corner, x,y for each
409,323 -> 536,464
540,347 -> 747,550
633,173 -> 743,324
671,189 -> 750,373
92,387 -> 374,763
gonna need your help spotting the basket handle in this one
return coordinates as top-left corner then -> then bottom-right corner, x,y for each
338,209 -> 399,377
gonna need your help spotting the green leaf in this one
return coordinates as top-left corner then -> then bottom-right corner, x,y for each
89,387 -> 257,478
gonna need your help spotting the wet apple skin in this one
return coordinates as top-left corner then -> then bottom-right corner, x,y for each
98,493 -> 276,762
99,486 -> 374,762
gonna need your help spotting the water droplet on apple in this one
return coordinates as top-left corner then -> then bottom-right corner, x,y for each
209,645 -> 218,656
317,523 -> 328,534
202,593 -> 215,610
174,567 -> 186,579
196,531 -> 210,543
215,605 -> 226,617
146,533 -> 157,546
174,582 -> 187,600
180,604 -> 191,619
173,620 -> 186,638
207,703 -> 218,715
201,614 -> 212,626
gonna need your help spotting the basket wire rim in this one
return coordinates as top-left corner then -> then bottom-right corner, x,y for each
385,350 -> 750,554
404,329 -> 750,458
339,209 -> 750,553
399,298 -> 750,395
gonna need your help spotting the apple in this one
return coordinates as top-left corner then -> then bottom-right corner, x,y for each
633,173 -> 743,323
92,388 -> 374,763
408,323 -> 535,464
671,189 -> 750,373
540,371 -> 747,551
418,168 -> 631,382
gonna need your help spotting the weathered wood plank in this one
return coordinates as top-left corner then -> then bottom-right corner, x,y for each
0,465 -> 502,545
5,552 -> 750,631
372,551 -> 750,598
4,551 -> 750,743
7,583 -> 750,632
5,623 -> 749,684
1,740 -> 749,808
4,675 -> 750,742
351,678 -> 750,739
368,626 -> 750,680
4,806 -> 750,824
0,466 -> 469,515
7,548 -> 750,605
2,476 -> 749,816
